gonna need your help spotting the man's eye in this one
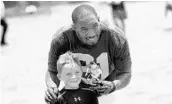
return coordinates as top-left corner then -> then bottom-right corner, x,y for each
81,28 -> 88,32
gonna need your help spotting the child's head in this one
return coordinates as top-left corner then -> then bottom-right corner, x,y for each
57,51 -> 82,89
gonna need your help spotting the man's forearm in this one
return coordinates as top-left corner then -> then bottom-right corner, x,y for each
113,72 -> 131,90
45,70 -> 60,88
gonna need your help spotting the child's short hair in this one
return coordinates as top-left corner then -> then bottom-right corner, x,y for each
57,51 -> 81,74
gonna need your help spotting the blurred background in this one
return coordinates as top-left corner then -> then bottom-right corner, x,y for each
1,1 -> 172,104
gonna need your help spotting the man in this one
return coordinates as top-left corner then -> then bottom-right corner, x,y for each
165,1 -> 172,17
45,4 -> 132,103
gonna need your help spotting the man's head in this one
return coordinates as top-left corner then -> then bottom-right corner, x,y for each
72,4 -> 102,45
57,52 -> 82,89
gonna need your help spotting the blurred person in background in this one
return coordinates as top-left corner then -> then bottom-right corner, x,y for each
165,1 -> 172,17
110,1 -> 127,34
1,1 -> 8,46
45,4 -> 132,104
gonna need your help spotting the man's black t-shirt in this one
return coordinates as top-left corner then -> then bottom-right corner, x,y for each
48,24 -> 131,82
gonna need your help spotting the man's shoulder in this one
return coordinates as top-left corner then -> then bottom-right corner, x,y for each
102,24 -> 126,43
108,26 -> 127,46
52,24 -> 74,40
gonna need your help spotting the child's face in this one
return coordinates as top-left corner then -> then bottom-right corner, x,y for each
59,63 -> 82,89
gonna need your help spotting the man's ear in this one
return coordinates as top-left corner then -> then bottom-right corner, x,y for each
57,74 -> 61,80
72,24 -> 76,30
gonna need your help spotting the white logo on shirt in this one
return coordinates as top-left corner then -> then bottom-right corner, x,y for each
74,97 -> 81,102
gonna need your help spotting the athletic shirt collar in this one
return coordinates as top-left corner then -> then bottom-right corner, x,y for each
64,87 -> 81,91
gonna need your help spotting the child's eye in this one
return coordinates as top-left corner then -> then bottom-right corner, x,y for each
75,71 -> 81,74
66,73 -> 72,76
93,25 -> 98,28
93,23 -> 98,29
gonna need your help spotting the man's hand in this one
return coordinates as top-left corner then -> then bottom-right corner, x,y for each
56,91 -> 67,104
45,87 -> 58,103
100,81 -> 116,95
90,81 -> 116,96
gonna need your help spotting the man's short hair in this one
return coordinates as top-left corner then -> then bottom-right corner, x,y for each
57,51 -> 81,74
72,4 -> 98,24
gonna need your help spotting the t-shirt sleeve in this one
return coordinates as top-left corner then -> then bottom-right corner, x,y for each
106,29 -> 132,81
114,41 -> 131,72
48,31 -> 69,73
113,32 -> 131,73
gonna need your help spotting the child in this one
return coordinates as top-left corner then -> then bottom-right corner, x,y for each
53,51 -> 99,104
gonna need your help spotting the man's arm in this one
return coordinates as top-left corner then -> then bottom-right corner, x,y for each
113,72 -> 131,90
45,31 -> 70,102
105,40 -> 132,90
45,70 -> 60,88
45,38 -> 60,88
46,31 -> 69,88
